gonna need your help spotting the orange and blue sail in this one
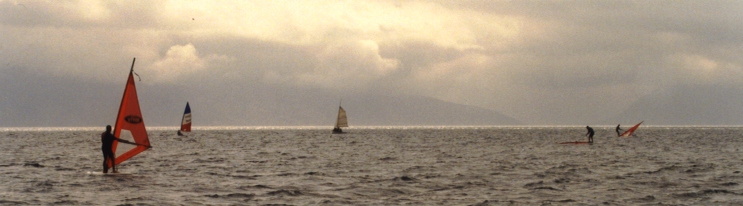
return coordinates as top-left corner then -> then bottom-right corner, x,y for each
111,58 -> 151,166
180,102 -> 192,132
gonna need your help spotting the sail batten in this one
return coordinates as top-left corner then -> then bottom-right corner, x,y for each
111,58 -> 151,166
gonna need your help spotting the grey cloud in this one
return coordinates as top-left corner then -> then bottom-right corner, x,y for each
2,1 -> 743,126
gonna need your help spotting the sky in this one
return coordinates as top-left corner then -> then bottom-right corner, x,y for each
1,0 -> 743,126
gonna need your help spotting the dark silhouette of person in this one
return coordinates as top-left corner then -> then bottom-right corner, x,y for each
101,125 -> 137,173
586,126 -> 595,143
615,124 -> 622,136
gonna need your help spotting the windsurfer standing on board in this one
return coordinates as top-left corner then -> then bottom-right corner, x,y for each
615,124 -> 622,136
101,125 -> 138,173
586,126 -> 595,143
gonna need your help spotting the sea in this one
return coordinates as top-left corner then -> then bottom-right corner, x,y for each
1,126 -> 743,205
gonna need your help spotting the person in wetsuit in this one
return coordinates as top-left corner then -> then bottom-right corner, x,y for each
101,125 -> 138,173
615,124 -> 622,136
586,126 -> 595,143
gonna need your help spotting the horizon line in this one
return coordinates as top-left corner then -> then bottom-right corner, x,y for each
2,124 -> 743,131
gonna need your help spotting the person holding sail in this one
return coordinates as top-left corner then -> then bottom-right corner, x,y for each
615,124 -> 622,137
101,125 -> 140,173
586,126 -> 595,143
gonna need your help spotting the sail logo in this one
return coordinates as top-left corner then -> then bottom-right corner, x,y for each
125,115 -> 143,124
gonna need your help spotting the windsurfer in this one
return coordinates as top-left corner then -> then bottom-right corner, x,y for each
101,125 -> 138,173
586,126 -> 594,143
615,124 -> 622,136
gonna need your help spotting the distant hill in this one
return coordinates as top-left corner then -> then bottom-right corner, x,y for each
190,92 -> 523,126
606,84 -> 743,125
0,70 -> 520,127
336,94 -> 522,126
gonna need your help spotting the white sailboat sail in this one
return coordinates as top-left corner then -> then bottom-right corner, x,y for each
335,106 -> 348,128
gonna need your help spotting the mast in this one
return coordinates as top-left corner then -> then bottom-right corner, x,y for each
115,57 -> 136,132
129,58 -> 136,73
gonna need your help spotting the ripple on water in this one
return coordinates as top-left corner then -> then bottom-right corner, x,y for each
2,128 -> 743,205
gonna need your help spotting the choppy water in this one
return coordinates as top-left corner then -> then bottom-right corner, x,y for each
1,126 -> 743,205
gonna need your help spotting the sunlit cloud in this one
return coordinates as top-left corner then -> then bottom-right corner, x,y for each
1,0 -> 742,125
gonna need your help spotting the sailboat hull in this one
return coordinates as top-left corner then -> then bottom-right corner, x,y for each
332,127 -> 344,134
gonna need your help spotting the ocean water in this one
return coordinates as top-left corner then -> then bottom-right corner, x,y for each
1,126 -> 743,205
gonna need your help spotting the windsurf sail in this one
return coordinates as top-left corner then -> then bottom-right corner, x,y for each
332,101 -> 348,134
620,121 -> 643,137
111,58 -> 151,166
180,102 -> 191,133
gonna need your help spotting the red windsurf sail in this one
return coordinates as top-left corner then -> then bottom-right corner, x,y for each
620,121 -> 643,137
111,58 -> 151,166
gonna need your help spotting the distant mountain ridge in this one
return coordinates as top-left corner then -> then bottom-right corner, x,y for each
339,94 -> 522,126
0,69 -> 520,127
606,84 -> 743,125
193,93 -> 523,126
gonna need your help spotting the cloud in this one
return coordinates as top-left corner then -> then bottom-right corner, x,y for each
146,44 -> 230,84
282,40 -> 399,89
2,1 -> 743,125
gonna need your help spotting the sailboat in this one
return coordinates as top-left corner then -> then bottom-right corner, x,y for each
177,102 -> 191,136
111,58 -> 152,167
332,101 -> 348,134
620,121 -> 643,137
